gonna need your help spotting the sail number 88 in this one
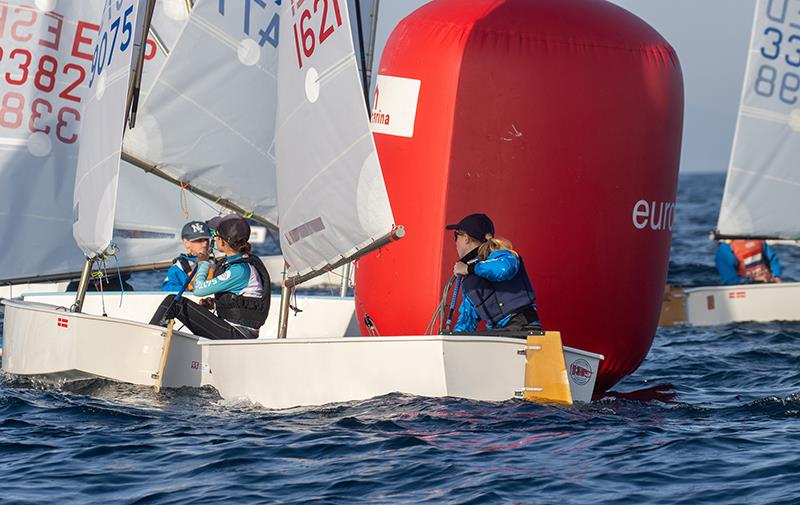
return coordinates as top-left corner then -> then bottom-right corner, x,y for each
755,64 -> 800,104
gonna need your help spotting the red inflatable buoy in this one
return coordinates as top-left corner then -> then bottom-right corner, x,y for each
356,0 -> 683,394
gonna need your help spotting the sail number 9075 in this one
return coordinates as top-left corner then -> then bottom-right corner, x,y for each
88,3 -> 135,89
291,0 -> 343,69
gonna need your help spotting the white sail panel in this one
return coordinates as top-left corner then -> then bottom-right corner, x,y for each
276,0 -> 394,278
137,0 -> 192,101
0,1 -> 103,280
73,0 -> 143,257
718,0 -> 800,238
123,0 -> 280,224
114,161 -> 223,267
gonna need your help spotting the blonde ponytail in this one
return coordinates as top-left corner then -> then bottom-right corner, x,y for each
477,233 -> 518,260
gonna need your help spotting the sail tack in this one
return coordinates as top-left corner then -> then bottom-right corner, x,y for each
276,0 -> 394,280
718,0 -> 800,239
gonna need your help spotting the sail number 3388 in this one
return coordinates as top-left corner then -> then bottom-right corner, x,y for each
291,0 -> 343,69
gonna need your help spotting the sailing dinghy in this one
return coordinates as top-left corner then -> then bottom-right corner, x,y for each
2,0 -> 603,407
660,0 -> 800,326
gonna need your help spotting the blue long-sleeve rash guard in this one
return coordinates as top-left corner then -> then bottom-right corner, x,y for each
192,255 -> 252,296
454,250 -> 523,332
161,254 -> 196,291
716,241 -> 782,285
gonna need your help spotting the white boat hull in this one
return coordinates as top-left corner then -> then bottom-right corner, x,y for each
1,300 -> 603,407
0,282 -> 68,299
676,281 -> 800,326
20,292 -> 358,339
2,300 -> 202,387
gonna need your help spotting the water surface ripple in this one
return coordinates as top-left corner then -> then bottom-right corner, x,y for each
1,174 -> 799,504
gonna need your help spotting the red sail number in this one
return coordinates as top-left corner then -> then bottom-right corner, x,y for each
292,0 -> 343,69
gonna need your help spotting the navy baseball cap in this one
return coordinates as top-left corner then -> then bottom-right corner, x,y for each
445,213 -> 495,242
216,215 -> 251,247
181,221 -> 211,241
206,214 -> 237,231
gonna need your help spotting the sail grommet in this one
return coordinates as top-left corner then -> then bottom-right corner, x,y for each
305,67 -> 320,103
238,39 -> 261,66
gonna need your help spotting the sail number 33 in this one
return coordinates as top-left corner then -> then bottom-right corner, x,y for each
291,0 -> 343,69
754,1 -> 800,105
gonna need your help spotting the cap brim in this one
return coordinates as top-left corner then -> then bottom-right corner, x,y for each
206,216 -> 222,229
445,224 -> 460,230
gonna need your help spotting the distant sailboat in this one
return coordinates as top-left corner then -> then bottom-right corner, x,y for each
660,0 -> 800,326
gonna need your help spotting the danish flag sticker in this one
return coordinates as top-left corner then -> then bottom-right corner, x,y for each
57,317 -> 69,328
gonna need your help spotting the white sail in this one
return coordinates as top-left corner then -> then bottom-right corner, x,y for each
73,0 -> 144,257
717,0 -> 800,239
137,0 -> 192,101
113,161 -> 222,267
123,0 -> 280,224
276,0 -> 394,279
0,1 -> 104,280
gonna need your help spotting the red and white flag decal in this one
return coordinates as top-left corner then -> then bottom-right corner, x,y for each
57,317 -> 69,328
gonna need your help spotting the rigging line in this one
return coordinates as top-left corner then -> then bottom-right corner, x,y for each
353,0 -> 370,108
184,188 -> 227,214
149,26 -> 169,56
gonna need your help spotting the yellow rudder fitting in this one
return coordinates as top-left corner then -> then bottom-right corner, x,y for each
522,331 -> 573,405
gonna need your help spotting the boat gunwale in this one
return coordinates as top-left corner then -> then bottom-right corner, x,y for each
1,299 -> 604,360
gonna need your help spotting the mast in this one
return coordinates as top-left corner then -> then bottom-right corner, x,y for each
338,0 -> 381,297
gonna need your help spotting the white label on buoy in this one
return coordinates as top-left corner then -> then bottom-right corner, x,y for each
370,75 -> 421,138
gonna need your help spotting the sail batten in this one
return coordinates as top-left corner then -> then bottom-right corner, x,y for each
717,0 -> 800,239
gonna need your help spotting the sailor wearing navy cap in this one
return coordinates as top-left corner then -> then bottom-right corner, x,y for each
150,215 -> 271,340
161,221 -> 214,292
446,213 -> 540,333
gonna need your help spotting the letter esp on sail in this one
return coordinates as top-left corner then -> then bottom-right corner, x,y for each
356,0 -> 684,394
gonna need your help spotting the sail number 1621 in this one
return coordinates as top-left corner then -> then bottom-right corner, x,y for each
292,0 -> 343,69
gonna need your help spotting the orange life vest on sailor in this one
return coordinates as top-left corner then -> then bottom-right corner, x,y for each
730,240 -> 771,280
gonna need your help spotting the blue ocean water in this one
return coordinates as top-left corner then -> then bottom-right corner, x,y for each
1,173 -> 799,504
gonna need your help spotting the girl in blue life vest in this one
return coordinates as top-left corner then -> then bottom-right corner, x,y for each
446,213 -> 540,333
149,215 -> 271,340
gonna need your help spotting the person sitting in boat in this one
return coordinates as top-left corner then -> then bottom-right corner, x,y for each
161,221 -> 215,292
715,239 -> 782,285
149,215 -> 271,340
447,213 -> 541,333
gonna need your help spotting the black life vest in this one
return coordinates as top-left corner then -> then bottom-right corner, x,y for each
173,255 -> 193,274
213,255 -> 271,328
462,255 -> 536,326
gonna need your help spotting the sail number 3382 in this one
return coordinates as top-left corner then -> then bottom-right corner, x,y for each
291,0 -> 343,69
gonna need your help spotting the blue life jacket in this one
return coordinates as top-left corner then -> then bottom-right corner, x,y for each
462,255 -> 536,326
